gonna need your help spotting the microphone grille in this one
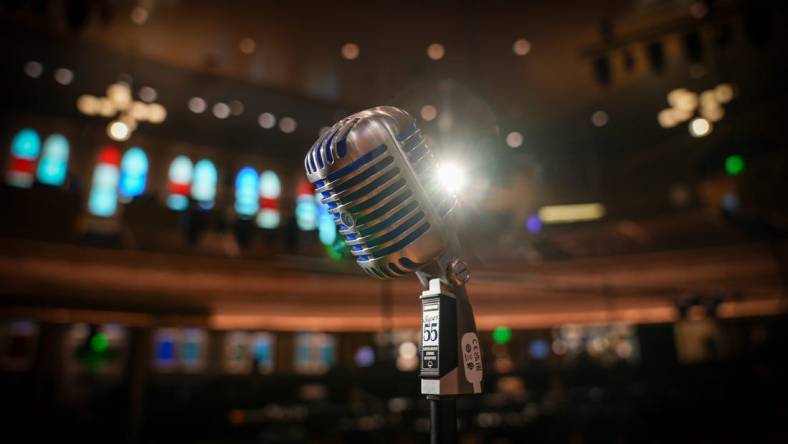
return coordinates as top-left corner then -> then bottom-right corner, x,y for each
305,107 -> 455,279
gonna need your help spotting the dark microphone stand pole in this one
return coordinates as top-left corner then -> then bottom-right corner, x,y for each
417,258 -> 482,444
429,396 -> 457,444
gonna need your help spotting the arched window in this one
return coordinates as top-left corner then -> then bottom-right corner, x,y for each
234,166 -> 259,219
36,133 -> 69,186
294,332 -> 336,375
181,328 -> 206,372
191,159 -> 217,210
224,331 -> 251,374
257,170 -> 281,229
6,128 -> 41,188
295,180 -> 317,231
167,156 -> 192,211
119,147 -> 148,202
317,191 -> 336,245
87,145 -> 121,217
152,329 -> 178,371
252,332 -> 275,374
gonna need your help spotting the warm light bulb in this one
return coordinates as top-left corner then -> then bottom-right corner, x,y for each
689,117 -> 711,137
107,120 -> 130,141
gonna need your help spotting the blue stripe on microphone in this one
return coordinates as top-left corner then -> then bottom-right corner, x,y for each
348,179 -> 405,213
326,144 -> 387,182
365,211 -> 424,248
372,222 -> 430,258
333,156 -> 393,193
355,189 -> 411,226
359,200 -> 418,237
343,168 -> 400,204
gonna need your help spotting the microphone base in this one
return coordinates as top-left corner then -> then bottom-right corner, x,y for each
418,277 -> 483,397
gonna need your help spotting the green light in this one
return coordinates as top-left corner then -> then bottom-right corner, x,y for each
492,326 -> 512,345
90,332 -> 109,352
325,237 -> 348,261
725,155 -> 745,176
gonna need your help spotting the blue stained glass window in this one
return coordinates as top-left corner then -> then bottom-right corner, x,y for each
295,181 -> 317,231
87,146 -> 121,217
252,332 -> 275,374
154,334 -> 176,368
6,128 -> 41,188
234,166 -> 259,218
191,159 -> 217,210
167,156 -> 193,211
119,147 -> 148,200
294,332 -> 335,374
36,133 -> 69,186
257,170 -> 281,229
10,128 -> 41,159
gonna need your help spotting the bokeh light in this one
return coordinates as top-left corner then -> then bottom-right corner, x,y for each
239,37 -> 256,55
258,112 -> 276,129
279,117 -> 297,133
427,43 -> 445,60
341,43 -> 360,60
492,326 -> 512,345
420,105 -> 437,121
188,97 -> 207,113
725,154 -> 745,176
591,110 -> 609,127
689,117 -> 711,137
513,38 -> 531,56
54,68 -> 73,85
506,131 -> 523,148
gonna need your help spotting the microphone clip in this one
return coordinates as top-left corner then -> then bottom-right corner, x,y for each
418,277 -> 483,397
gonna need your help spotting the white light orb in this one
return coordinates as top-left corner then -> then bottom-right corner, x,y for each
107,120 -> 130,141
689,117 -> 711,137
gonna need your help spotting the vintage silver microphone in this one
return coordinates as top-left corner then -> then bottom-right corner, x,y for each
305,106 -> 483,443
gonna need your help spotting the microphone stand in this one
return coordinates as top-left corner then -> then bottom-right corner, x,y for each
416,253 -> 482,444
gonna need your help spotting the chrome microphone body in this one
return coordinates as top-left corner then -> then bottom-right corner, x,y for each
305,106 -> 456,279
304,106 -> 483,403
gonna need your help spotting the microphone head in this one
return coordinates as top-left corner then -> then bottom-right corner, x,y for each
305,106 -> 457,279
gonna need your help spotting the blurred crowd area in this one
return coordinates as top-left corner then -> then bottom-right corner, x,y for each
1,317 -> 786,443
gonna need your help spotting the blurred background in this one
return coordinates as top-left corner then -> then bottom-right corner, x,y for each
1,0 -> 787,442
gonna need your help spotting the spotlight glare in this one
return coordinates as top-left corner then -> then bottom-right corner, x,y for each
436,160 -> 466,195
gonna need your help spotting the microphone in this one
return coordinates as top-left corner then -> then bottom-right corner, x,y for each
305,106 -> 459,281
304,106 -> 483,405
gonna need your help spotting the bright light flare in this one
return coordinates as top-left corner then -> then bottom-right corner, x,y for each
436,160 -> 467,195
